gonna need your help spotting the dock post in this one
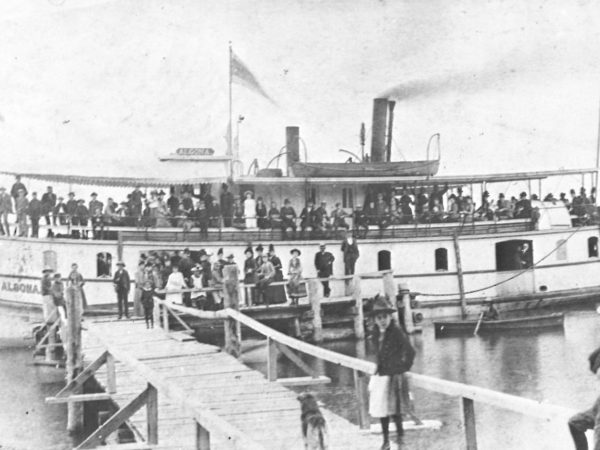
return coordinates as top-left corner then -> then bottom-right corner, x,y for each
223,265 -> 241,358
146,384 -> 158,445
352,275 -> 364,339
399,282 -> 416,334
66,286 -> 84,433
196,422 -> 210,449
462,397 -> 478,450
162,302 -> 170,333
267,337 -> 278,382
353,369 -> 370,430
308,279 -> 323,343
153,297 -> 161,330
382,271 -> 400,324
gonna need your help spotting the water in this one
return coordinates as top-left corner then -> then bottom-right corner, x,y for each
2,306 -> 599,449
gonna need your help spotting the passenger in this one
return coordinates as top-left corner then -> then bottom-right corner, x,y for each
398,189 -> 414,223
495,193 -> 512,219
268,201 -> 281,230
462,196 -> 475,222
0,187 -> 13,236
341,232 -> 360,276
255,254 -> 275,306
232,196 -> 245,228
190,265 -> 205,309
208,201 -> 221,228
167,188 -> 180,226
40,266 -> 54,321
267,244 -> 286,304
559,192 -> 568,207
375,193 -> 390,229
194,200 -> 209,238
353,205 -> 369,238
140,264 -> 156,328
280,198 -> 297,236
74,199 -> 89,238
10,175 -> 27,200
514,192 -> 532,219
51,273 -> 66,320
41,186 -> 57,226
243,247 -> 257,306
314,201 -> 331,236
314,243 -> 334,298
430,197 -> 444,223
243,191 -> 257,228
256,196 -> 269,229
482,301 -> 499,321
413,187 -> 428,218
165,264 -> 186,305
90,193 -> 104,238
568,345 -> 600,450
287,248 -> 303,306
220,184 -> 234,227
27,192 -> 42,238
53,196 -> 67,226
15,189 -> 29,237
210,260 -> 224,309
446,194 -> 460,222
113,261 -> 131,319
129,185 -> 144,218
181,191 -> 194,218
591,187 -> 597,205
332,202 -> 349,231
429,183 -> 448,211
300,201 -> 316,236
368,295 -> 416,450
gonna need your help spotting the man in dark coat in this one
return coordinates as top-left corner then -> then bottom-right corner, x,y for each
27,192 -> 42,238
113,261 -> 131,319
280,198 -> 297,236
10,175 -> 26,200
314,243 -> 335,297
41,186 -> 57,226
65,192 -> 78,224
220,184 -> 234,227
369,295 -> 416,448
568,346 -> 600,450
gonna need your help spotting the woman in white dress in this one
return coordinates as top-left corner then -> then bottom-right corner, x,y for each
243,191 -> 257,228
165,265 -> 187,304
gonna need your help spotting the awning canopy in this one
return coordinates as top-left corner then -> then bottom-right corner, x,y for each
237,167 -> 598,186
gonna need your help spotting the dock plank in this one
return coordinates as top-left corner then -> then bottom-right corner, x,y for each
81,320 -> 380,449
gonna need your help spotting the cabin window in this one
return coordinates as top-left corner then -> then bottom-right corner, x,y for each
97,252 -> 112,277
435,248 -> 448,271
495,240 -> 533,271
42,250 -> 57,271
556,240 -> 567,261
342,188 -> 354,209
378,250 -> 391,271
589,237 -> 598,257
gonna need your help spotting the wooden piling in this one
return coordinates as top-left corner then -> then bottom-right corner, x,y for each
382,271 -> 400,324
196,422 -> 211,449
66,286 -> 84,433
223,265 -> 241,358
398,282 -> 416,334
352,275 -> 364,339
462,397 -> 478,450
308,279 -> 323,343
146,384 -> 159,445
353,369 -> 370,430
267,337 -> 278,382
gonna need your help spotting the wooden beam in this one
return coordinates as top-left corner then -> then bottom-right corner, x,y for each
277,376 -> 331,386
308,279 -> 323,343
66,286 -> 84,432
165,304 -> 193,332
34,318 -> 60,353
76,385 -> 152,449
462,397 -> 477,450
274,341 -> 318,378
223,265 -> 241,358
353,370 -> 370,430
106,352 -> 117,394
55,351 -> 109,398
146,384 -> 158,445
267,337 -> 278,382
352,275 -> 364,339
46,393 -> 113,404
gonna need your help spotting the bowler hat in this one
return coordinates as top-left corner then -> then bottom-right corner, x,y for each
256,244 -> 264,252
290,248 -> 301,256
116,261 -> 125,267
368,295 -> 396,316
268,244 -> 275,253
520,192 -> 527,198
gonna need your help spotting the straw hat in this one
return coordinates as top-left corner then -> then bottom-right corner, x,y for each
290,248 -> 301,256
368,295 -> 396,316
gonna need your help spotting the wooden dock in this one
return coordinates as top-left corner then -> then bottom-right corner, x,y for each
77,319 -> 380,449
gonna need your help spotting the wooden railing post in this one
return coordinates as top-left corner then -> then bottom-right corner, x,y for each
462,397 -> 478,450
352,275 -> 364,339
398,283 -> 416,334
196,422 -> 211,449
308,279 -> 323,343
382,271 -> 400,325
223,265 -> 241,358
106,353 -> 116,394
66,286 -> 84,433
267,337 -> 278,382
353,370 -> 370,430
162,303 -> 170,333
153,297 -> 161,329
147,384 -> 158,445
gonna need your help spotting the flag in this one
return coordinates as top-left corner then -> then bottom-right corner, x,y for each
230,51 -> 274,103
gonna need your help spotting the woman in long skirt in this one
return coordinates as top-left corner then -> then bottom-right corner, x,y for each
368,295 -> 416,450
243,191 -> 257,228
165,265 -> 186,304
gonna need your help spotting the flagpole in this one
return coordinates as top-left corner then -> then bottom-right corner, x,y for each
228,42 -> 233,159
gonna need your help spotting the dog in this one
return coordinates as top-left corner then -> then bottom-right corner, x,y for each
297,392 -> 329,450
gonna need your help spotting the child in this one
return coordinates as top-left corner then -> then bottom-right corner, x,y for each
568,346 -> 600,449
140,265 -> 156,328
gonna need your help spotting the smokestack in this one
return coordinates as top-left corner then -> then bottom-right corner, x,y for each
286,126 -> 300,167
370,98 -> 388,162
385,101 -> 396,162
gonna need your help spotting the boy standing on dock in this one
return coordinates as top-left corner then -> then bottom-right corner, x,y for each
568,346 -> 600,450
113,261 -> 131,319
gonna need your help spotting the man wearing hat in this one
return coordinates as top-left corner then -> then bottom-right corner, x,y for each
220,184 -> 234,227
353,205 -> 369,239
243,247 -> 257,305
568,346 -> 600,449
40,266 -> 54,320
15,189 -> 29,237
113,261 -> 131,319
0,186 -> 13,236
280,198 -> 297,237
368,295 -> 416,449
314,243 -> 335,297
27,192 -> 42,238
514,192 -> 532,219
41,186 -> 57,226
65,192 -> 77,224
254,244 -> 265,267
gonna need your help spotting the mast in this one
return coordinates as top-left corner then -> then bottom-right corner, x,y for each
228,42 -> 233,158
595,98 -> 600,204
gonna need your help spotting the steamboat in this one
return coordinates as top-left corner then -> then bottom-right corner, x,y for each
2,98 -> 599,343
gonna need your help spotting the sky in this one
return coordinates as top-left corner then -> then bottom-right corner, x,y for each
1,0 -> 600,193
